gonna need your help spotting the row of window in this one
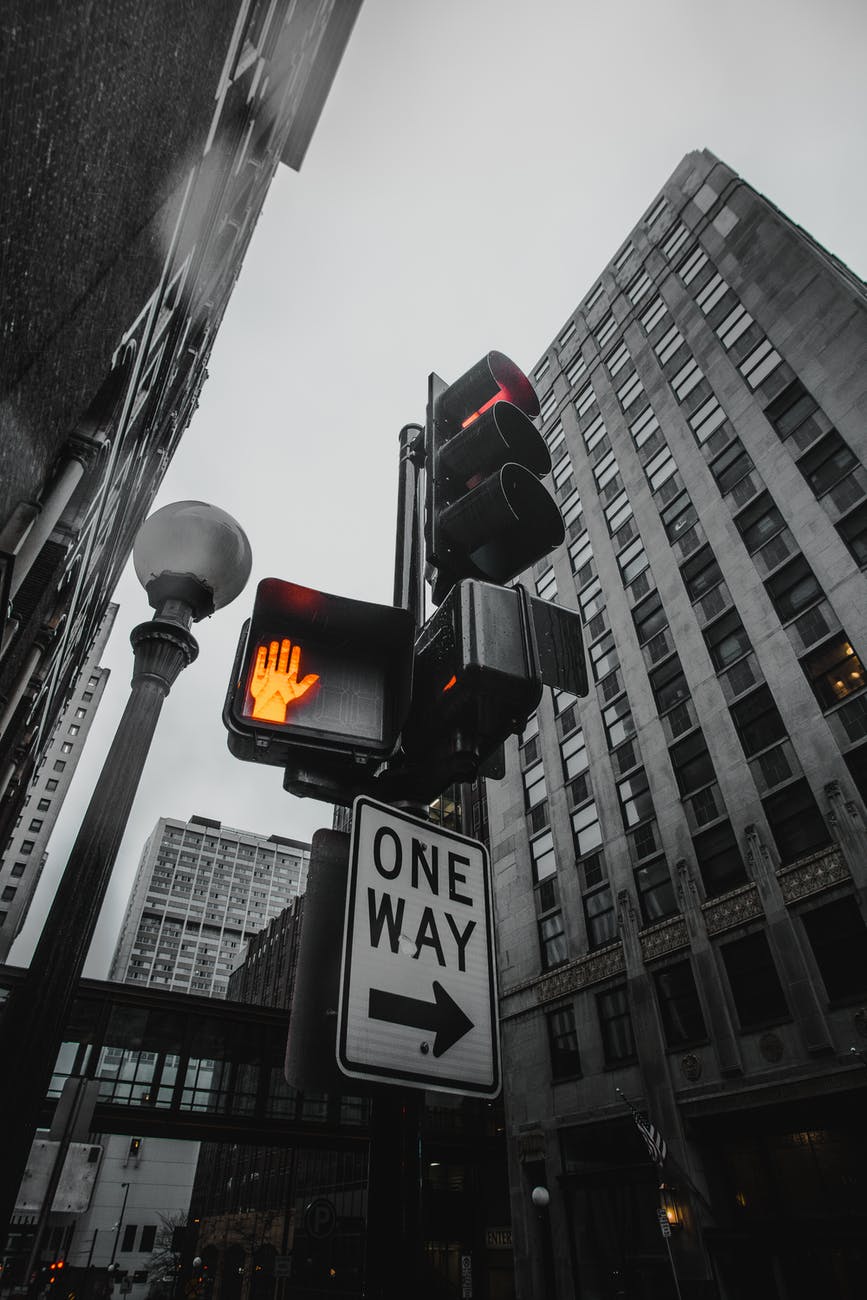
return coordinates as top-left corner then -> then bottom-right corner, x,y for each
548,894 -> 867,1079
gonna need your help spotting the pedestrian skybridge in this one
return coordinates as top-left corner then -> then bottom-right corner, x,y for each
0,966 -> 369,1147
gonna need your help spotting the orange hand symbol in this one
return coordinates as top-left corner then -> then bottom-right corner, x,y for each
249,639 -> 319,723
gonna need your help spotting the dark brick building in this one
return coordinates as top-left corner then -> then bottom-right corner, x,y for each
0,0 -> 361,876
487,150 -> 867,1300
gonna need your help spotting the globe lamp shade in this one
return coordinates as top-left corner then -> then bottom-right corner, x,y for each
133,501 -> 252,620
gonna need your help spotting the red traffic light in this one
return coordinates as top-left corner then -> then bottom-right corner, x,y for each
425,351 -> 564,603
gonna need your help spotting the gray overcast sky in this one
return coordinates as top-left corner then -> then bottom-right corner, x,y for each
11,0 -> 867,974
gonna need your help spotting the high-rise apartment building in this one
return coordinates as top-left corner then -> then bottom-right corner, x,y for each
109,815 -> 310,998
487,150 -> 867,1300
0,604 -> 116,959
60,818 -> 310,1297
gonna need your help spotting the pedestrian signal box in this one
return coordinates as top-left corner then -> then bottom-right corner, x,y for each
224,578 -> 415,763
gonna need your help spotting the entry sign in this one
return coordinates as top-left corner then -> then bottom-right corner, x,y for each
337,797 -> 501,1096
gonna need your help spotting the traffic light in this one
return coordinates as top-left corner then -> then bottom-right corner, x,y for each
425,351 -> 565,603
401,578 -> 588,786
224,578 -> 415,769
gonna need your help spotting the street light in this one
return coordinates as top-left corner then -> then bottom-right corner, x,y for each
0,501 -> 252,1239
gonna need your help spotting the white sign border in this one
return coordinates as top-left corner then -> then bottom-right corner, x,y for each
336,794 -> 501,1097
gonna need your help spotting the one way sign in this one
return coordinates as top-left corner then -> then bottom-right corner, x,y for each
337,796 -> 501,1096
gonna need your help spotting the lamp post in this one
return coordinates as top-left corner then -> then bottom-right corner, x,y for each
531,1186 -> 556,1300
109,1182 -> 132,1272
0,501 -> 252,1239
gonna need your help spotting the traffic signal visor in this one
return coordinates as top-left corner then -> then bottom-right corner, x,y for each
225,578 -> 415,758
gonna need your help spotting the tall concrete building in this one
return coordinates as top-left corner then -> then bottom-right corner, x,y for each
60,818 -> 310,1298
109,815 -> 310,998
0,604 -> 116,959
0,0 -> 361,865
488,150 -> 867,1300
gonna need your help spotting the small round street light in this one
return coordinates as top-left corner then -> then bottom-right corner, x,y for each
0,502 -> 251,1239
530,1186 -> 550,1209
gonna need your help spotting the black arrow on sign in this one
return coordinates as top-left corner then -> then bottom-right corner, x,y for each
368,980 -> 474,1058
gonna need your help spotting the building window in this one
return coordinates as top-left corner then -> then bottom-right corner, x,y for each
595,314 -> 618,348
740,339 -> 782,389
692,819 -> 746,897
641,296 -> 667,333
121,1224 -> 137,1254
837,502 -> 867,566
681,545 -> 723,603
696,272 -> 728,313
552,456 -> 574,494
536,567 -> 558,601
530,830 -> 556,883
607,342 -> 630,377
766,378 -> 823,449
566,352 -> 587,385
584,885 -> 617,949
801,897 -> 867,1002
630,405 -> 660,448
617,768 -> 654,829
645,446 -> 677,492
721,932 -> 788,1030
548,1006 -> 581,1079
561,729 -> 589,781
37,798 -> 51,811
575,383 -> 596,417
590,632 -> 619,683
539,912 -> 568,969
46,780 -> 58,792
75,707 -> 87,719
616,372 -> 644,410
689,395 -> 728,446
559,321 -> 577,348
60,742 -> 73,754
1,886 -> 16,902
597,986 -> 635,1063
799,430 -> 861,498
662,223 -> 689,260
627,270 -> 652,303
605,490 -> 632,535
671,358 -> 703,401
649,656 -> 689,715
582,412 -> 607,454
603,696 -> 635,749
735,492 -> 785,554
539,389 -> 558,422
704,610 -> 751,671
654,960 -> 706,1047
534,357 -> 551,383
20,840 -> 34,855
633,591 -> 667,646
679,245 -> 708,285
761,779 -> 830,863
11,863 -> 26,877
764,555 -> 822,623
716,302 -> 753,349
655,324 -> 685,365
710,438 -> 753,494
572,800 -> 603,857
801,635 -> 865,709
670,730 -> 715,796
522,761 -> 547,811
730,686 -> 787,757
53,761 -> 66,773
68,724 -> 80,737
28,819 -> 43,832
635,857 -> 677,924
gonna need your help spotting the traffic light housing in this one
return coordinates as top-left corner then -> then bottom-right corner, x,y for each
401,579 -> 588,787
425,351 -> 565,604
224,579 -> 415,767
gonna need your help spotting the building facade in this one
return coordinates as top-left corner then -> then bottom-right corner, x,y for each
109,815 -> 310,998
59,817 -> 310,1299
487,150 -> 867,1300
0,603 -> 116,959
0,0 -> 361,867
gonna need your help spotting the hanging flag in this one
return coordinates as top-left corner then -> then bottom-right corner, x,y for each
616,1088 -> 668,1167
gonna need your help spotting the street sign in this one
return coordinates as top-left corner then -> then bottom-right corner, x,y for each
337,797 -> 501,1096
304,1198 -> 337,1239
657,1207 -> 672,1238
